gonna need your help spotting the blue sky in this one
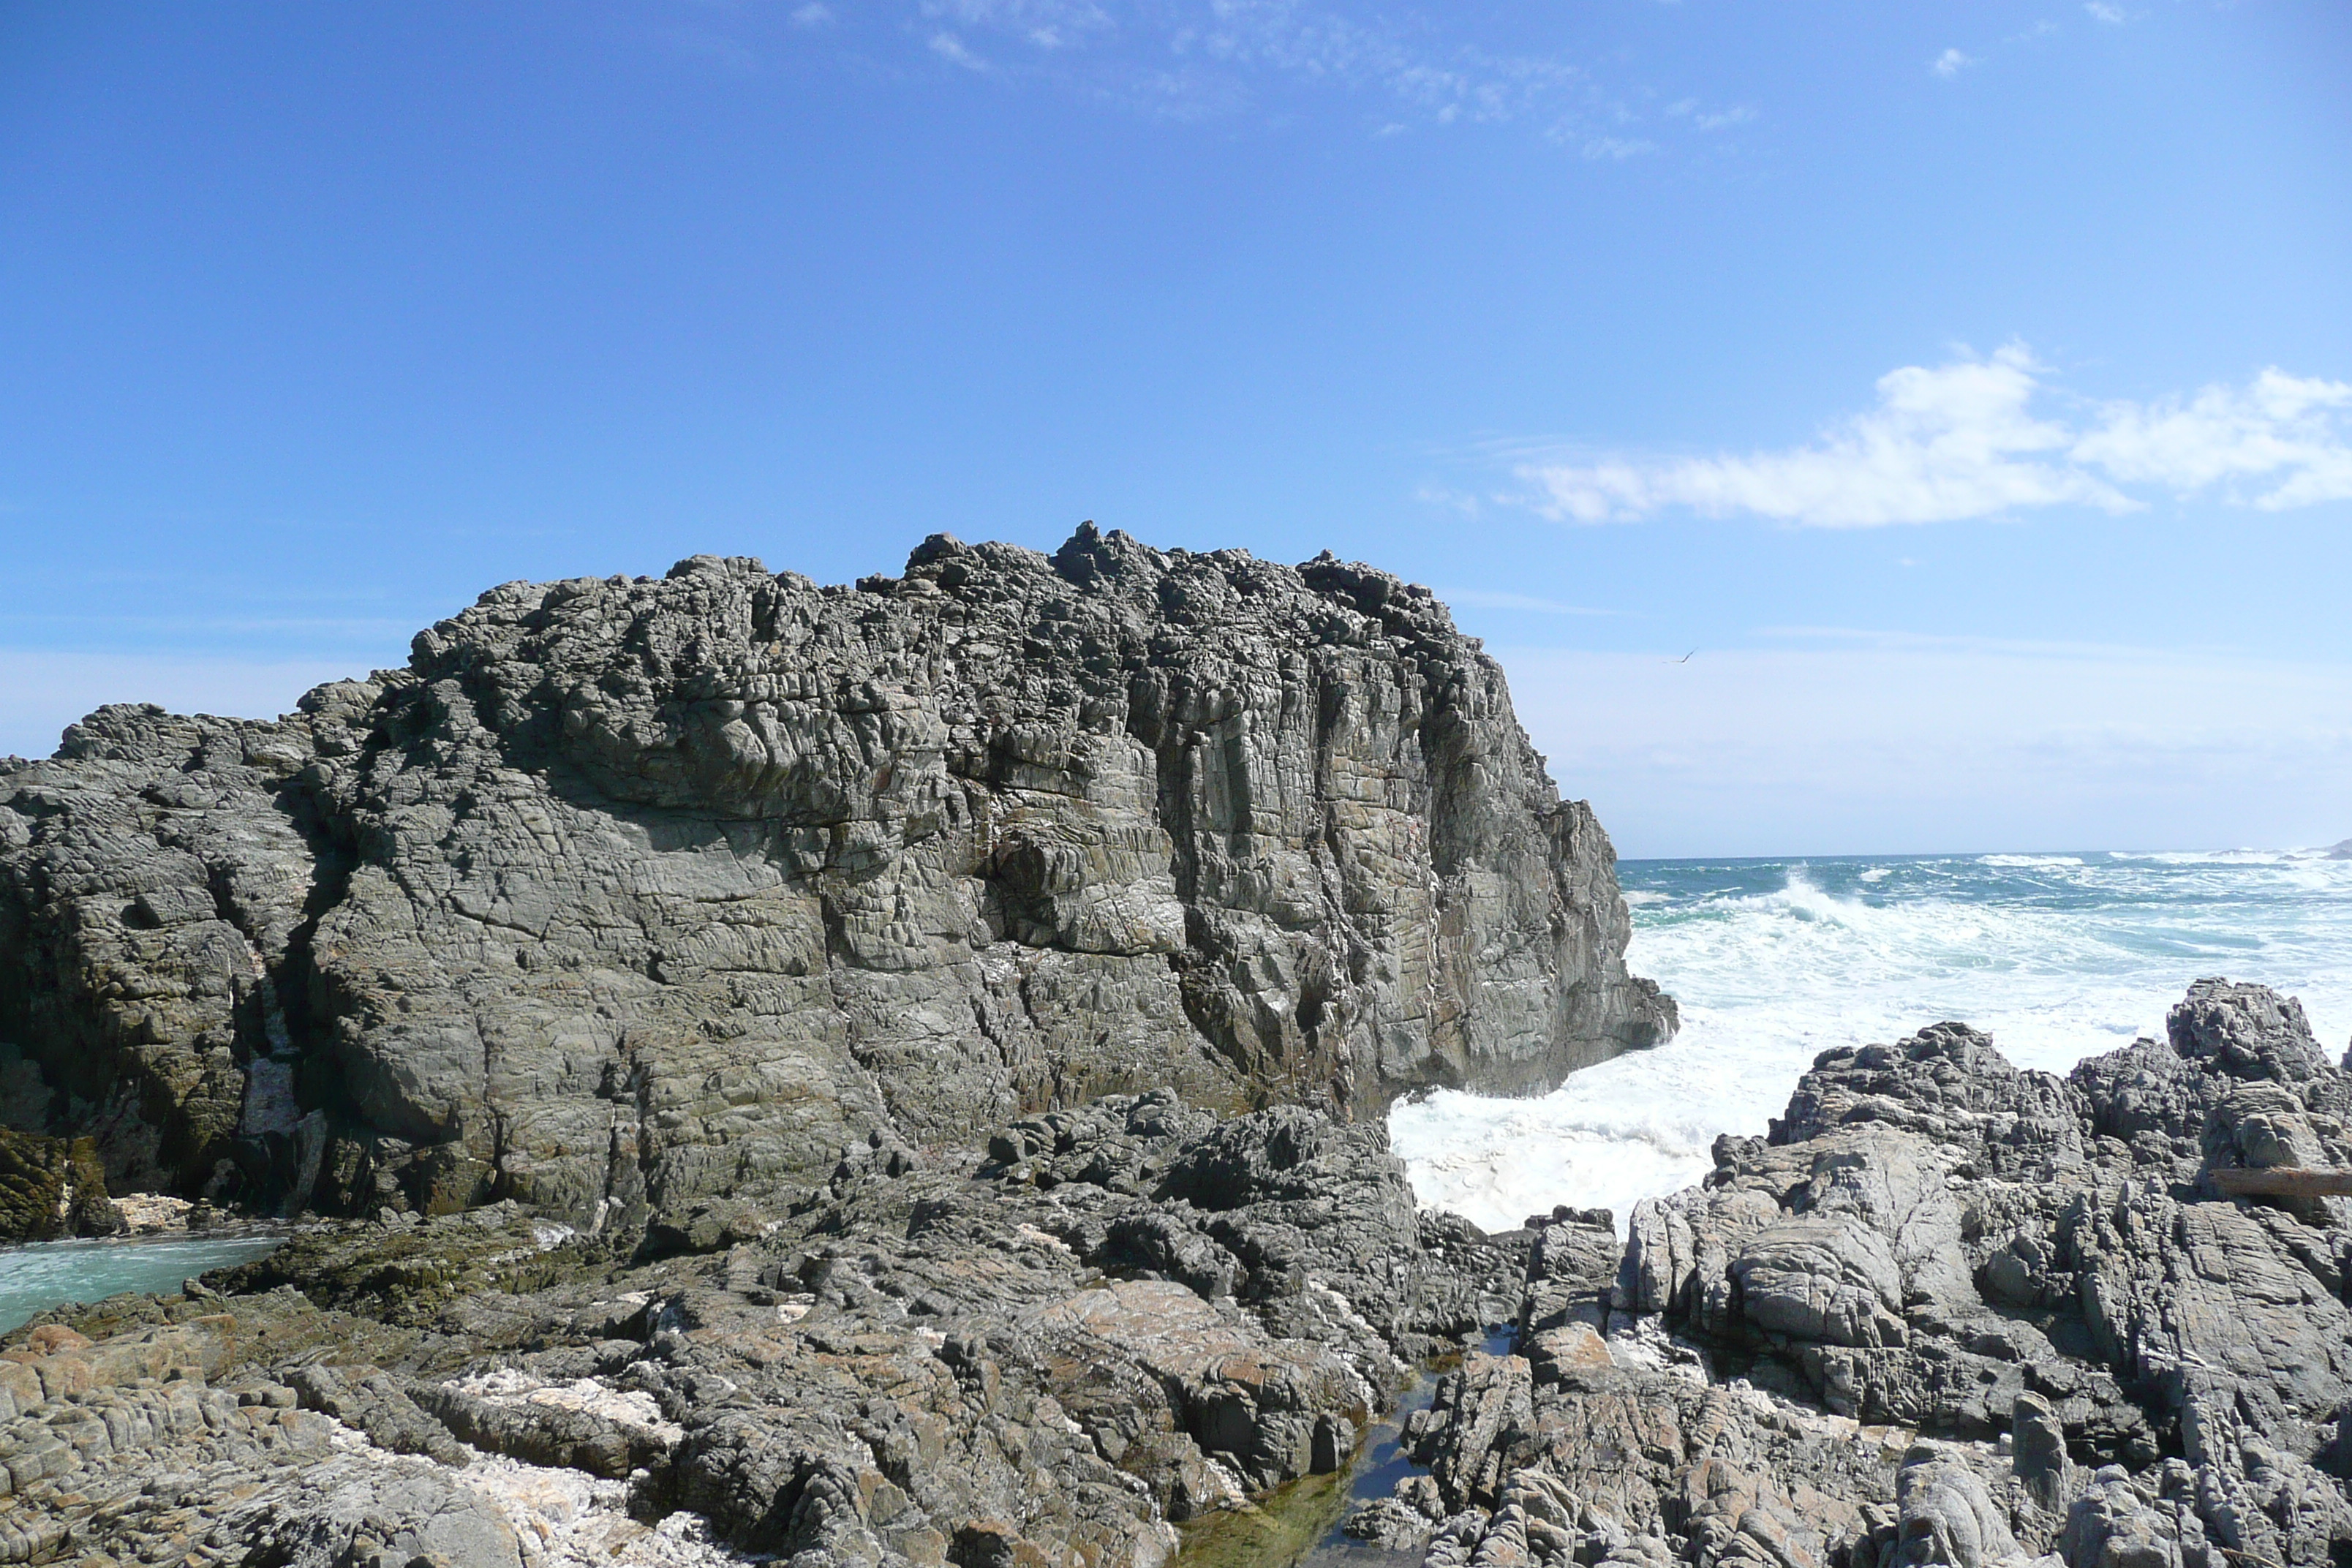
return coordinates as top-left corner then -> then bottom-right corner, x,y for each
3,1 -> 2348,855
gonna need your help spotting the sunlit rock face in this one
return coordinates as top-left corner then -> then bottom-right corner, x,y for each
0,525 -> 1672,1226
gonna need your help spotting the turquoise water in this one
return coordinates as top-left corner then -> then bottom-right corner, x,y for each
1393,848 -> 2352,1232
0,1234 -> 283,1334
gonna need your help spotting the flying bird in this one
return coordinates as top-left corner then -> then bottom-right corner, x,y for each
1665,649 -> 1696,664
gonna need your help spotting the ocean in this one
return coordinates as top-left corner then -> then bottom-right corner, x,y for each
1388,848 -> 2352,1235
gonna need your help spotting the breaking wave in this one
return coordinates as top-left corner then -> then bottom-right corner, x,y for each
1390,848 -> 2352,1233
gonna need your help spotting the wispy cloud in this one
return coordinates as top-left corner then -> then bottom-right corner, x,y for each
1578,135 -> 1656,162
1505,347 -> 2352,527
929,29 -> 990,68
927,0 -> 1112,51
2084,1 -> 2127,23
1666,99 -> 1753,132
1931,47 -> 1975,78
664,1 -> 1749,148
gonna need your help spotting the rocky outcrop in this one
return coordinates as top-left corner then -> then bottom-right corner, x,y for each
4,1090 -> 1523,1565
7,978 -> 2351,1568
0,528 -> 1672,1228
1386,978 -> 2352,1568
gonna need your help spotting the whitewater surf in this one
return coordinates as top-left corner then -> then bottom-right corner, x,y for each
1390,848 -> 2352,1232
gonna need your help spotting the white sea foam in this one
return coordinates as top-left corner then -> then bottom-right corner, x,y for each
1390,852 -> 2352,1234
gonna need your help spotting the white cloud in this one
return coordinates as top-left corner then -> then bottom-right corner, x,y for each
1931,48 -> 1975,78
1512,348 -> 2352,527
925,0 -> 1110,48
1498,641 -> 2352,857
790,2 -> 834,26
1522,346 -> 2129,527
2070,370 -> 2352,509
929,30 -> 989,67
1664,99 -> 1751,131
1579,135 -> 1656,161
2085,1 -> 2127,22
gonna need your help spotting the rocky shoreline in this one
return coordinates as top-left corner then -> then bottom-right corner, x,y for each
1,538 -> 2346,1565
0,977 -> 2345,1567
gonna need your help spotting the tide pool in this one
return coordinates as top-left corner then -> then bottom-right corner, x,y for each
0,1234 -> 283,1334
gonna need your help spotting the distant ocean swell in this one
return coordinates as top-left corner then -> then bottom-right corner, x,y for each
1388,849 -> 2352,1233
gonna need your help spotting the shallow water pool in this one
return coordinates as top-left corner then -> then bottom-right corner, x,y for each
0,1233 -> 283,1334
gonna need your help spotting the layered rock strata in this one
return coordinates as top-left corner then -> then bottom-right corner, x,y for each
0,528 -> 1672,1228
5,978 -> 2351,1568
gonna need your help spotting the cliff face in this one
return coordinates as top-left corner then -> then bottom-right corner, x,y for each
0,527 -> 1673,1226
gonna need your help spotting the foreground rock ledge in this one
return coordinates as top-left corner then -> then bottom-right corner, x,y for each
0,527 -> 1672,1229
7,977 -> 2351,1568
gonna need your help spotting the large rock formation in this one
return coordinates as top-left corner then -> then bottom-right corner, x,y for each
0,527 -> 1673,1227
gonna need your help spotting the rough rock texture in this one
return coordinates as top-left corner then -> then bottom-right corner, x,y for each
0,1127 -> 117,1241
3,1093 -> 1524,1566
0,528 -> 1672,1227
7,979 -> 2351,1568
1246,978 -> 2352,1568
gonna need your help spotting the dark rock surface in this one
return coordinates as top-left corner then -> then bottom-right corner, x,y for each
1,978 -> 2348,1568
0,1127 -> 118,1240
0,1093 -> 1518,1565
0,529 -> 1672,1227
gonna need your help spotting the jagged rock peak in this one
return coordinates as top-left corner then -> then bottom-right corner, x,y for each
0,528 -> 1673,1227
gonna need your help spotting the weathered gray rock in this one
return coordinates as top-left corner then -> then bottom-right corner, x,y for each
2,1093 -> 1444,1564
0,529 -> 1673,1231
1352,979 -> 2352,1568
15,979 -> 2352,1568
2013,1392 -> 2077,1515
1892,1449 -> 2024,1568
1774,1021 -> 2086,1181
